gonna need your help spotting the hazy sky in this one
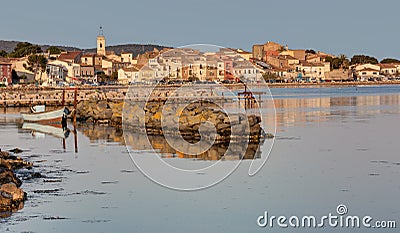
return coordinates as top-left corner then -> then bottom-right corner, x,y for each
1,0 -> 399,60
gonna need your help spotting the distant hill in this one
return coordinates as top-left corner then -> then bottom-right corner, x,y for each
0,40 -> 171,57
84,44 -> 171,57
0,40 -> 81,53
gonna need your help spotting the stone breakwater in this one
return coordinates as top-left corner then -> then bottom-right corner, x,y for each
0,149 -> 32,217
0,88 -> 128,107
76,99 -> 272,143
0,86 -> 228,107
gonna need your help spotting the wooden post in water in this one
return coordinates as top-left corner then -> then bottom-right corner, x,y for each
73,88 -> 77,127
61,89 -> 65,107
62,138 -> 66,151
73,88 -> 78,153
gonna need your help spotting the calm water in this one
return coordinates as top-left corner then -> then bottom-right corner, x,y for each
0,85 -> 399,233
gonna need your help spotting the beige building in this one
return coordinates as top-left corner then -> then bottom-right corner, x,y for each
252,41 -> 283,60
121,52 -> 134,63
81,54 -> 95,66
267,55 -> 299,68
81,65 -> 95,81
379,64 -> 397,76
118,66 -> 139,84
357,68 -> 380,80
280,49 -> 306,61
296,61 -> 326,81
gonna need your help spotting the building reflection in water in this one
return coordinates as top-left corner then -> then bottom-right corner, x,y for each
267,94 -> 400,131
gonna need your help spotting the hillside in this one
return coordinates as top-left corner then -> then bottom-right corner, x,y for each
83,44 -> 171,57
0,40 -> 171,57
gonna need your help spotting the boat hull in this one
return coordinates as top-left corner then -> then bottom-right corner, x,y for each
21,107 -> 67,126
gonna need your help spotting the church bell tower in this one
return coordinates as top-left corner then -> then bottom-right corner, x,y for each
97,26 -> 106,56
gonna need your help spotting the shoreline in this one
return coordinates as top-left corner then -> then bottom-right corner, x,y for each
0,80 -> 399,91
1,81 -> 399,108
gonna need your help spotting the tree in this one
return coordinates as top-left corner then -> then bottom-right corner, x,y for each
46,46 -> 64,55
262,72 -> 279,83
23,54 -> 48,85
0,50 -> 7,57
8,42 -> 42,58
380,58 -> 400,64
325,55 -> 349,70
110,71 -> 118,80
350,55 -> 378,65
305,49 -> 316,54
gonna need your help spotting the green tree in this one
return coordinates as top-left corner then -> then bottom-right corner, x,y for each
350,55 -> 378,65
325,55 -> 349,70
9,42 -> 42,58
380,58 -> 400,64
46,46 -> 64,55
23,54 -> 48,85
110,71 -> 118,80
0,50 -> 7,57
262,72 -> 279,83
305,49 -> 316,54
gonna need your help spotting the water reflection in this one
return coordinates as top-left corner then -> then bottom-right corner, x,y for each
78,124 -> 263,161
4,92 -> 400,160
270,94 -> 400,130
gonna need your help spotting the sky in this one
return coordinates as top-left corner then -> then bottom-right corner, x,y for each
0,0 -> 399,60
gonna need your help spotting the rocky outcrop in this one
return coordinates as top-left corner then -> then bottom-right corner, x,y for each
76,99 -> 272,143
0,149 -> 32,217
76,100 -> 123,126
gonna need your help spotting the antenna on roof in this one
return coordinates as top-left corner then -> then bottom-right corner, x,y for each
99,25 -> 104,36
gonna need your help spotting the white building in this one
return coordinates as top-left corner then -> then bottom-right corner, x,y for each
118,67 -> 139,84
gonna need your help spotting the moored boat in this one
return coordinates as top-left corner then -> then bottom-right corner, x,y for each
21,105 -> 70,128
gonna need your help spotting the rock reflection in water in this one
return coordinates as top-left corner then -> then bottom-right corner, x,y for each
78,124 -> 262,161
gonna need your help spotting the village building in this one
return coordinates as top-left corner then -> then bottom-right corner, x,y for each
0,62 -> 12,86
81,53 -> 95,66
379,64 -> 397,76
252,41 -> 283,61
280,49 -> 306,61
118,66 -> 139,84
295,61 -> 326,81
80,65 -> 96,82
58,51 -> 82,64
45,63 -> 67,86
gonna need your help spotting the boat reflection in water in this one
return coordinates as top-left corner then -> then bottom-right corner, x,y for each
22,122 -> 70,139
79,124 -> 263,161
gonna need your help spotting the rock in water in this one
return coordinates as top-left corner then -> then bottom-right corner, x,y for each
8,148 -> 24,154
0,148 -> 31,217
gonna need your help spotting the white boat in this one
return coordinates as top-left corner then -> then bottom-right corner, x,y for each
21,105 -> 69,127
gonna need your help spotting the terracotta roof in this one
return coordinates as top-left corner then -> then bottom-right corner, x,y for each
58,51 -> 82,60
358,68 -> 380,72
122,67 -> 139,72
81,53 -> 95,57
378,64 -> 397,69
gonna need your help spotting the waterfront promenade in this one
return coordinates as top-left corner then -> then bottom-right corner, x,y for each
1,81 -> 400,107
